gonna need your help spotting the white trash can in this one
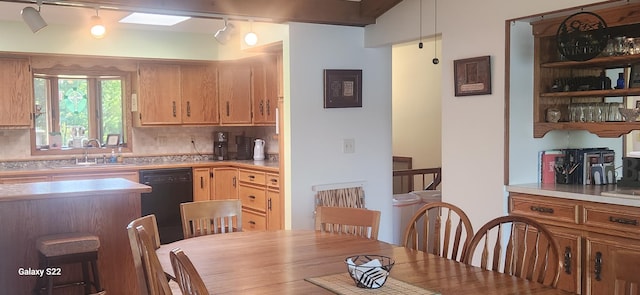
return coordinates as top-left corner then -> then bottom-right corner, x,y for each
391,193 -> 422,245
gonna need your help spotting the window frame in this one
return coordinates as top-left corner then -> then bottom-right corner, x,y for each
29,57 -> 134,156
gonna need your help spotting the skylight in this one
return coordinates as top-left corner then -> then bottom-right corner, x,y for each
119,13 -> 190,26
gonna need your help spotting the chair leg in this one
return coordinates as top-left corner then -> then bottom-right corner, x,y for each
82,261 -> 91,294
90,259 -> 102,292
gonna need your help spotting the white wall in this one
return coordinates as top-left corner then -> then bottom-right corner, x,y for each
288,23 -> 393,241
366,0 -> 611,231
392,37 -> 442,170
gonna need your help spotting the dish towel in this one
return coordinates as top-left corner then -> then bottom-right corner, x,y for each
346,258 -> 388,288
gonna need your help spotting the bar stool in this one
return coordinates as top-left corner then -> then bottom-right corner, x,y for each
34,232 -> 103,295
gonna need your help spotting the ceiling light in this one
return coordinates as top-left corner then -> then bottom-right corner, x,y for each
90,9 -> 106,38
214,19 -> 235,45
21,0 -> 47,33
119,13 -> 190,26
244,20 -> 258,46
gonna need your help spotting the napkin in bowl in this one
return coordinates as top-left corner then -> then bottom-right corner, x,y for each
346,258 -> 389,288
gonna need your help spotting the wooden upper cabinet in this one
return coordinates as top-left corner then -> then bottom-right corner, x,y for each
0,58 -> 32,127
181,64 -> 219,124
218,61 -> 252,125
252,55 -> 278,125
137,63 -> 182,125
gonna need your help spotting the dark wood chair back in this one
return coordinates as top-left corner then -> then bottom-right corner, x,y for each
463,215 -> 561,288
170,248 -> 209,295
402,202 -> 473,262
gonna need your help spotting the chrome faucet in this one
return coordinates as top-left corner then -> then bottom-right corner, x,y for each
83,138 -> 102,148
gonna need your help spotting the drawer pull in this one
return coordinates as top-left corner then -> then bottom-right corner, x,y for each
270,179 -> 278,184
609,216 -> 638,226
268,198 -> 272,211
248,195 -> 256,199
563,247 -> 572,275
530,206 -> 554,214
248,221 -> 256,225
200,177 -> 204,189
232,176 -> 236,188
248,175 -> 255,180
594,252 -> 602,281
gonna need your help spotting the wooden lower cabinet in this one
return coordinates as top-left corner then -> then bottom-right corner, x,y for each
192,167 -> 238,201
509,192 -> 640,295
0,175 -> 50,183
51,171 -> 139,182
238,169 -> 281,231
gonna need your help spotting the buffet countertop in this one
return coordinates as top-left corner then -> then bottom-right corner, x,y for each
507,183 -> 640,207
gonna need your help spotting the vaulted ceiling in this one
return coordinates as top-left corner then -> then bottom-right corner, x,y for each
0,0 -> 403,26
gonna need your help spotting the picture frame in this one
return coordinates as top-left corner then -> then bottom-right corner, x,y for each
454,55 -> 492,96
323,69 -> 362,108
105,134 -> 120,147
630,63 -> 640,88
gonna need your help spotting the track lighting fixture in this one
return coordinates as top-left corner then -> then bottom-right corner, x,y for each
90,9 -> 106,39
214,18 -> 235,45
21,0 -> 47,33
244,20 -> 258,46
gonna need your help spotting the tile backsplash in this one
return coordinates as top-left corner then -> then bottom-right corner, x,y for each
0,126 -> 278,161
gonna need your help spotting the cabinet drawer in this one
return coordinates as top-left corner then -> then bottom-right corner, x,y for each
510,195 -> 578,224
239,170 -> 266,185
239,185 -> 266,211
266,173 -> 279,189
242,209 -> 267,231
583,204 -> 640,232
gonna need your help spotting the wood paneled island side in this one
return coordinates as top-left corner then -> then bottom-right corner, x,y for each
0,178 -> 151,294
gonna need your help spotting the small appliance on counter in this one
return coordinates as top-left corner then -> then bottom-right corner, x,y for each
236,135 -> 254,160
253,138 -> 266,161
214,131 -> 229,160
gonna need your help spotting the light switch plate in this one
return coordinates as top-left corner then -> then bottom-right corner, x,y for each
343,138 -> 355,153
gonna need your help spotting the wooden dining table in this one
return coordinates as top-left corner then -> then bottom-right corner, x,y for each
156,230 -> 571,294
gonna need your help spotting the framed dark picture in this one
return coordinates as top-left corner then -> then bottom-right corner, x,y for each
323,69 -> 362,108
630,64 -> 640,88
454,56 -> 492,96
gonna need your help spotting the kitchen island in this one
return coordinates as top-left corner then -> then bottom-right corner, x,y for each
0,178 -> 151,295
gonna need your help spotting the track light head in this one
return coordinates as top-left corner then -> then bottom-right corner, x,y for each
21,6 -> 47,33
214,21 -> 235,45
90,10 -> 106,39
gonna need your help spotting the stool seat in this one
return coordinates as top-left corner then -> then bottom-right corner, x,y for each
34,232 -> 103,295
37,232 -> 100,257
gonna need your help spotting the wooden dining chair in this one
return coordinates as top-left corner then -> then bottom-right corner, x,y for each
180,199 -> 242,239
131,225 -> 173,295
315,206 -> 381,239
463,215 -> 561,288
402,202 -> 473,262
170,248 -> 209,295
612,250 -> 640,295
127,214 -> 164,295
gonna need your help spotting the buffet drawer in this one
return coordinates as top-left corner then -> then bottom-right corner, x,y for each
266,173 -> 279,189
583,204 -> 640,232
510,194 -> 579,224
242,209 -> 267,231
239,185 -> 266,211
239,169 -> 266,185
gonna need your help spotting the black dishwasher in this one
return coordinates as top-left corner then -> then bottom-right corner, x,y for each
139,168 -> 193,244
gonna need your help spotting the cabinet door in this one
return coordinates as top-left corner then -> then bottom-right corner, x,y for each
551,228 -> 582,294
585,234 -> 640,294
0,58 -> 32,127
181,64 -> 219,124
252,55 -> 278,125
218,62 -> 252,124
212,167 -> 238,200
192,168 -> 211,201
138,63 -> 182,125
267,189 -> 281,231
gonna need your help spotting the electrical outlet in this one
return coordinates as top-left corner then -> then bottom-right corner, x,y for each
343,138 -> 355,154
190,136 -> 195,143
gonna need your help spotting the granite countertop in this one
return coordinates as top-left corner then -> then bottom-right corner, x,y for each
507,183 -> 640,207
0,178 -> 151,202
0,158 -> 279,176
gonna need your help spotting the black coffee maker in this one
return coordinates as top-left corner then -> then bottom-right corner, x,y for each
214,132 -> 229,160
236,135 -> 254,160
